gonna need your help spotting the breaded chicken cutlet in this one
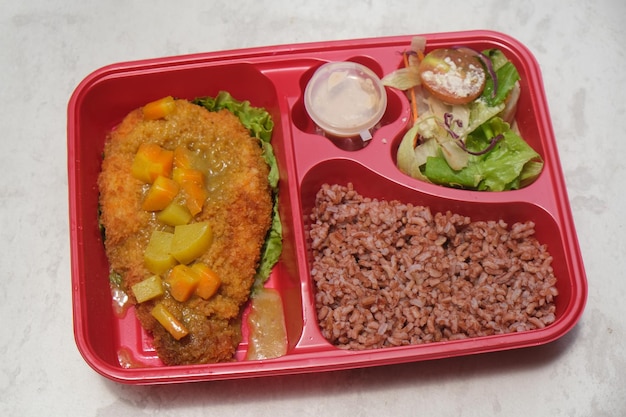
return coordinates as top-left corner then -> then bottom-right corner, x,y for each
98,99 -> 273,365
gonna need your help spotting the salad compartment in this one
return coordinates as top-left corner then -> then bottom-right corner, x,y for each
68,30 -> 587,384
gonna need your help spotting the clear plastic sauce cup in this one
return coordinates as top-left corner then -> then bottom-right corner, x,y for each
304,61 -> 387,141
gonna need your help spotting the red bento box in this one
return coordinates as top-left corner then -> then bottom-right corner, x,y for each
67,30 -> 587,384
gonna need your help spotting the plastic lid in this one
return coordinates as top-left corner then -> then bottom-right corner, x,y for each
304,61 -> 387,139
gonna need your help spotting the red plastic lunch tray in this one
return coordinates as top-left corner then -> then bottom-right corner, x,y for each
68,30 -> 587,384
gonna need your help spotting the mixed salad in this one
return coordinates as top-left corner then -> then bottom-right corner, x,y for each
383,37 -> 543,191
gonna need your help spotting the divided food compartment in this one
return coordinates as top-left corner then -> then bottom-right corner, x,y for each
68,30 -> 587,384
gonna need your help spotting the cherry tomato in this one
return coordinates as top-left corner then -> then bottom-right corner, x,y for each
417,48 -> 486,105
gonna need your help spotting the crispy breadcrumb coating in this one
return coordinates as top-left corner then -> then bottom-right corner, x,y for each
98,99 -> 272,364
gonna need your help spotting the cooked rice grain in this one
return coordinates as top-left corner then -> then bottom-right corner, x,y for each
310,183 -> 558,350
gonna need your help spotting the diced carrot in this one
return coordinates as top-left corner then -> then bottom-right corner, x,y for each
181,181 -> 208,216
142,96 -> 176,120
131,143 -> 174,183
191,263 -> 221,300
167,264 -> 200,302
150,303 -> 188,340
142,175 -> 180,211
172,167 -> 205,186
172,166 -> 208,215
173,146 -> 196,170
403,51 -> 419,129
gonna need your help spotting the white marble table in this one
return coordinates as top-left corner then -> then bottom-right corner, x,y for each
2,0 -> 625,415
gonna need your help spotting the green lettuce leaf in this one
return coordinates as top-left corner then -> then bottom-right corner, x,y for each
422,117 -> 542,191
423,156 -> 482,188
468,99 -> 505,133
260,140 -> 279,189
481,59 -> 521,107
469,118 -> 542,190
192,92 -> 282,287
483,49 -> 510,71
253,202 -> 283,292
192,91 -> 274,143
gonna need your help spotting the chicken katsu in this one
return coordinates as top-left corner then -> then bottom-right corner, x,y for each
98,98 -> 273,365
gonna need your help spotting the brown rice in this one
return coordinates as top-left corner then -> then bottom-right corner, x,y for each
309,183 -> 558,350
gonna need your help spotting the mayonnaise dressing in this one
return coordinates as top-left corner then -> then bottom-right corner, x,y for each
312,70 -> 380,128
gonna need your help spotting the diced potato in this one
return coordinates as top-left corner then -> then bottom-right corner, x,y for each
150,303 -> 188,340
156,200 -> 193,226
144,230 -> 177,274
191,263 -> 221,300
131,275 -> 164,303
131,143 -> 174,184
141,175 -> 180,211
167,264 -> 201,302
171,222 -> 213,265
